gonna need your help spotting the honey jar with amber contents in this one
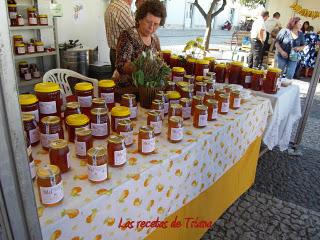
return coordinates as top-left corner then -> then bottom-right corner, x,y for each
167,91 -> 181,105
155,91 -> 169,115
138,126 -> 155,155
111,106 -> 131,132
204,79 -> 214,93
230,90 -> 241,109
168,103 -> 183,120
180,98 -> 191,120
195,59 -> 210,77
214,64 -> 227,83
147,110 -> 162,135
204,57 -> 216,72
184,74 -> 195,85
195,82 -> 207,97
116,119 -> 133,147
168,116 -> 183,143
240,67 -> 252,88
161,50 -> 171,66
64,102 -> 81,121
19,94 -> 39,122
191,95 -> 203,115
49,139 -> 70,173
193,105 -> 208,128
251,69 -> 264,91
87,146 -> 108,183
98,80 -> 115,111
92,98 -> 106,109
264,68 -> 282,94
22,113 -> 40,146
185,58 -> 196,75
181,87 -> 193,99
75,128 -> 93,159
166,81 -> 176,91
39,116 -> 64,150
214,88 -> 225,100
205,99 -> 218,121
204,92 -> 215,103
152,100 -> 165,119
218,94 -> 229,115
107,134 -> 127,167
172,67 -> 185,82
176,81 -> 190,95
121,94 -> 138,120
75,82 -> 94,115
228,61 -> 243,84
90,108 -> 110,139
65,114 -> 90,143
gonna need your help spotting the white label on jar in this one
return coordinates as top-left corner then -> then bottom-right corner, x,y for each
29,160 -> 36,179
115,117 -> 130,130
18,47 -> 25,54
39,181 -> 64,205
40,18 -> 48,25
39,101 -> 57,114
199,114 -> 208,127
170,100 -> 179,105
27,145 -> 32,157
36,45 -> 44,52
164,102 -> 169,114
182,106 -> 191,119
130,106 -> 137,119
75,141 -> 86,157
24,72 -> 32,80
29,17 -> 37,25
40,133 -> 59,148
78,96 -> 92,108
170,127 -> 183,141
142,138 -> 155,153
150,121 -> 162,134
221,102 -> 229,113
173,76 -> 183,82
29,127 -> 40,144
277,78 -> 282,89
259,78 -> 264,86
212,108 -> 218,119
24,110 -> 39,122
233,98 -> 241,108
9,12 -> 17,19
20,67 -> 28,74
91,123 -> 108,137
209,88 -> 215,93
28,46 -> 35,53
203,68 -> 209,76
87,164 -> 108,182
114,148 -> 127,166
120,131 -> 133,146
245,76 -> 252,83
67,151 -> 71,168
196,91 -> 206,97
101,92 -> 114,104
17,18 -> 24,26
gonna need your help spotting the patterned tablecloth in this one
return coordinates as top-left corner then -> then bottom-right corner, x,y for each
32,96 -> 271,240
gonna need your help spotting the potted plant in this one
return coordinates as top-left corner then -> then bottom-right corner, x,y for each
183,37 -> 207,59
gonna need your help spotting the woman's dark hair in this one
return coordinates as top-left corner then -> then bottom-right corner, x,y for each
301,21 -> 310,32
287,17 -> 301,30
135,0 -> 167,26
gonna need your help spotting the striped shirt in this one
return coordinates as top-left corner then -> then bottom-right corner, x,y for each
105,0 -> 135,50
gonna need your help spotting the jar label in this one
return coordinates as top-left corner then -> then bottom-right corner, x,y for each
114,148 -> 127,166
17,18 -> 24,26
27,145 -> 32,157
208,88 -> 215,93
36,45 -> 45,52
29,17 -> 37,25
245,76 -> 252,83
120,131 -> 133,146
233,98 -> 241,108
91,123 -> 108,137
221,102 -> 229,113
259,78 -> 264,86
39,101 -> 57,114
170,127 -> 183,141
29,160 -> 36,179
212,108 -> 218,119
173,76 -> 183,82
277,78 -> 282,89
196,91 -> 206,97
40,18 -> 48,25
24,72 -> 32,80
18,47 -> 26,54
150,121 -> 162,134
40,133 -> 59,148
78,96 -> 92,108
87,164 -> 108,182
67,151 -> 71,168
203,68 -> 209,76
39,181 -> 64,205
142,138 -> 155,153
182,106 -> 191,119
28,45 -> 35,53
101,92 -> 114,104
115,117 -> 130,130
164,102 -> 169,114
199,114 -> 208,127
75,140 -> 86,157
29,127 -> 40,144
130,106 -> 137,119
9,12 -> 17,19
20,67 -> 28,74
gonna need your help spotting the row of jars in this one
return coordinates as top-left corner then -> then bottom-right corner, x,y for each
13,35 -> 46,55
8,4 -> 48,27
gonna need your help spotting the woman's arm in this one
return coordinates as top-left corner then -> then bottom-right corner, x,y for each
116,30 -> 135,75
275,42 -> 288,59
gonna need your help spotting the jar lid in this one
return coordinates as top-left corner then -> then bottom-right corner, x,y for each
184,74 -> 194,79
170,103 -> 182,109
92,98 -> 106,105
181,87 -> 193,93
13,35 -> 23,39
205,92 -> 215,97
22,113 -> 35,122
111,106 -> 130,117
18,61 -> 28,65
49,139 -> 68,150
195,104 -> 208,111
187,58 -> 196,63
176,81 -> 189,88
8,4 -> 17,7
167,91 -> 181,99
35,82 -> 60,93
251,69 -> 264,74
224,84 -> 232,89
192,95 -> 204,101
87,146 -> 107,158
121,93 -> 136,100
170,55 -> 179,60
161,50 -> 172,54
204,79 -> 214,84
91,107 -> 108,116
172,67 -> 185,73
204,57 -> 215,61
215,63 -> 227,68
27,7 -> 37,11
36,164 -> 60,180
75,82 -> 93,91
19,94 -> 38,105
268,67 -> 282,73
152,99 -> 164,106
219,94 -> 229,99
242,67 -> 252,72
195,82 -> 207,86
107,134 -> 125,144
41,116 -> 60,125
99,79 -> 115,88
205,99 -> 218,105
169,116 -> 183,124
66,101 -> 80,109
75,127 -> 92,137
15,43 -> 25,47
231,61 -> 243,67
117,119 -> 132,127
148,110 -> 161,117
139,125 -> 154,133
180,98 -> 191,104
34,41 -> 44,45
231,90 -> 241,94
196,59 -> 210,65
195,76 -> 204,82
203,76 -> 211,81
38,14 -> 48,17
215,87 -> 224,92
66,114 -> 89,126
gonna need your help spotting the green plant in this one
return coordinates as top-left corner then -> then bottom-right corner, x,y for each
132,50 -> 171,88
183,37 -> 207,59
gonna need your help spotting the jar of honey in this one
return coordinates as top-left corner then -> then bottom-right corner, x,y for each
251,69 -> 264,91
39,116 -> 64,150
191,95 -> 203,115
8,4 -> 18,26
193,105 -> 208,128
206,72 -> 216,82
176,81 -> 189,95
87,146 -> 108,183
230,90 -> 241,109
34,82 -> 61,119
15,43 -> 26,55
138,126 -> 155,155
181,87 -> 193,99
49,139 -> 70,173
240,67 -> 252,88
180,98 -> 191,120
27,7 -> 38,26
107,134 -> 127,167
18,61 -> 29,78
161,50 -> 171,66
38,14 -> 48,25
184,74 -> 195,86
90,108 -> 110,139
35,41 -> 45,53
98,80 -> 115,111
185,58 -> 196,75
228,61 -> 243,84
27,42 -> 36,54
166,81 -> 176,91
204,79 -> 214,93
167,91 -> 181,105
155,91 -> 169,115
205,99 -> 218,121
168,103 -> 183,120
64,102 -> 81,121
65,114 -> 90,143
168,116 -> 183,143
224,84 -> 232,93
204,92 -> 215,102
111,106 -> 131,132
195,59 -> 210,77
264,68 -> 282,94
19,94 -> 39,122
75,128 -> 93,159
147,110 -> 162,135
25,135 -> 35,179
36,164 -> 63,207
214,64 -> 227,83
92,98 -> 106,109
214,88 -> 225,100
121,94 -> 137,120
151,100 -> 165,119
172,67 -> 185,82
13,35 -> 23,45
170,55 -> 179,68
195,82 -> 207,97
204,57 -> 216,72
22,113 -> 40,146
218,94 -> 229,115
75,82 -> 94,114
17,15 -> 25,26
116,119 -> 133,147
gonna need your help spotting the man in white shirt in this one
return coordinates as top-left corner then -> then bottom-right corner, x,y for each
264,12 -> 281,52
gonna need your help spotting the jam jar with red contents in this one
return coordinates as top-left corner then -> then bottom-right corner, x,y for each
18,61 -> 29,78
121,94 -> 138,120
170,55 -> 179,68
98,80 -> 115,111
38,14 -> 48,25
49,139 -> 70,173
90,108 -> 110,139
19,94 -> 39,122
204,57 -> 216,72
152,100 -> 165,119
218,94 -> 229,115
195,82 -> 207,97
138,126 -> 155,155
27,42 -> 36,54
205,99 -> 218,121
204,79 -> 214,93
111,106 -> 130,132
195,59 -> 209,77
147,110 -> 162,135
64,102 -> 81,121
75,128 -> 93,159
25,135 -> 35,180
15,43 -> 26,55
75,82 -> 94,115
167,91 -> 181,105
16,15 -> 24,26
184,74 -> 195,86
36,164 -> 63,207
168,116 -> 183,143
107,134 -> 127,167
65,114 -> 90,143
87,146 -> 108,183
155,91 -> 169,115
161,50 -> 171,66
116,119 -> 133,147
13,35 -> 23,45
251,69 -> 264,91
168,103 -> 183,120
264,68 -> 282,94
22,113 -> 40,146
228,61 -> 243,84
92,98 -> 106,109
185,58 -> 196,75
230,90 -> 241,109
191,95 -> 203,115
39,116 -> 64,150
214,88 -> 225,100
180,98 -> 191,120
204,91 -> 215,102
181,87 -> 193,99
240,67 -> 252,88
27,7 -> 38,26
214,63 -> 227,83
193,105 -> 208,128
8,4 -> 18,26
172,67 -> 185,82
35,41 -> 45,53
166,81 -> 176,91
34,82 -> 61,119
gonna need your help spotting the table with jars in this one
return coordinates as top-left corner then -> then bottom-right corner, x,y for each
20,75 -> 272,240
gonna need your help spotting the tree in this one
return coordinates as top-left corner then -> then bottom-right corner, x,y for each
239,0 -> 266,9
193,0 -> 227,51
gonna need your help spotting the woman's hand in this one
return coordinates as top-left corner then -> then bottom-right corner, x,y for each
280,50 -> 288,59
293,46 -> 305,52
123,61 -> 136,75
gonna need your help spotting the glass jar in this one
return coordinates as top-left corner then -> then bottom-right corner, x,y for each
87,146 -> 108,183
38,14 -> 48,25
168,103 -> 183,120
195,82 -> 207,97
90,108 -> 110,139
36,164 -> 63,207
228,61 -> 243,84
204,79 -> 214,93
138,126 -> 155,155
155,91 -> 169,115
251,69 -> 264,91
18,61 -> 29,78
195,59 -> 209,77
27,7 -> 38,26
193,105 -> 208,128
25,135 -> 35,180
206,72 -> 216,82
34,82 -> 61,119
121,94 -> 137,120
167,91 -> 181,105
75,82 -> 94,115
204,57 -> 216,72
166,81 -> 176,91
218,94 -> 229,115
168,116 -> 183,143
92,98 -> 106,109
65,114 -> 90,143
161,50 -> 171,66
172,67 -> 185,82
27,42 -> 36,54
191,95 -> 203,115
107,134 -> 127,167
49,139 -> 70,173
224,84 -> 232,93
22,113 -> 40,146
39,116 -> 64,150
205,99 -> 218,121
152,100 -> 164,119
170,55 -> 179,68
180,98 -> 191,120
181,87 -> 193,99
13,35 -> 24,45
240,67 -> 252,88
35,41 -> 45,53
147,110 -> 162,135
230,90 -> 241,109
214,88 -> 225,101
185,58 -> 196,75
204,92 -> 215,102
184,74 -> 194,86
264,68 -> 282,94
19,94 -> 39,122
8,4 -> 18,26
214,64 -> 227,83
111,106 -> 131,132
116,119 -> 133,147
176,81 -> 189,96
75,128 -> 93,159
15,43 -> 26,55
64,102 -> 81,121
98,79 -> 115,111
16,15 -> 25,26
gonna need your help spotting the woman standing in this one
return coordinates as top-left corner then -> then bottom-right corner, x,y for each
301,21 -> 310,34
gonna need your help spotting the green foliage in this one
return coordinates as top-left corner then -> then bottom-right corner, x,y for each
239,0 -> 266,9
183,37 -> 206,59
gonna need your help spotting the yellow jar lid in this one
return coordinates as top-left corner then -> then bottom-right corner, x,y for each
195,76 -> 204,82
176,81 -> 189,88
242,67 -> 252,72
196,59 -> 210,65
111,106 -> 130,117
172,67 -> 185,73
34,41 -> 44,45
268,68 -> 282,73
35,82 -> 60,93
204,57 -> 215,61
216,63 -> 227,68
107,134 -> 125,144
22,113 -> 35,122
27,7 -> 37,11
13,35 -> 23,39
15,43 -> 25,47
170,55 -> 179,60
8,4 -> 17,7
18,61 -> 28,65
38,14 -> 48,17
251,69 -> 264,74
50,139 -> 68,150
19,94 -> 38,105
75,82 -> 93,91
167,91 -> 181,99
99,79 -> 115,88
231,61 -> 243,67
187,58 -> 196,63
161,50 -> 172,54
66,114 -> 89,126
37,164 -> 60,179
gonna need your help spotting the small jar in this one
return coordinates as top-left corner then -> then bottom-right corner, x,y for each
170,55 -> 179,68
204,57 -> 216,72
152,99 -> 164,119
90,108 -> 110,139
180,98 -> 191,120
195,82 -> 207,97
87,146 -> 108,183
16,15 -> 25,26
36,164 -> 63,207
27,7 -> 38,26
166,81 -> 176,91
169,103 -> 183,120
64,102 -> 81,121
185,58 -> 196,75
204,91 -> 215,102
49,139 -> 70,173
138,126 -> 155,155
195,59 -> 209,77
172,67 -> 185,82
147,110 -> 162,135
22,113 -> 40,146
75,82 -> 94,115
121,94 -> 138,120
155,91 -> 169,115
161,50 -> 171,66
27,42 -> 36,54
107,134 -> 127,167
75,128 -> 93,159
65,114 -> 90,143
35,41 -> 45,53
214,64 -> 227,83
218,94 -> 229,115
251,69 -> 264,91
230,90 -> 241,109
191,95 -> 203,115
167,91 -> 181,105
25,135 -> 35,180
204,79 -> 214,93
168,116 -> 183,143
92,98 -> 106,109
184,74 -> 195,86
240,67 -> 252,88
205,99 -> 218,121
176,81 -> 190,95
15,43 -> 26,55
98,80 -> 115,111
19,94 -> 39,122
214,88 -> 225,101
18,61 -> 29,78
8,4 -> 18,26
228,61 -> 243,84
193,105 -> 208,128
264,68 -> 282,94
116,119 -> 133,147
39,116 -> 64,150
224,84 -> 232,93
111,106 -> 131,132
13,35 -> 24,45
181,87 -> 193,99
38,14 -> 48,26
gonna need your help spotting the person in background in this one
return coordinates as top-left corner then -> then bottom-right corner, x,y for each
275,17 -> 305,79
264,12 -> 281,53
105,0 -> 135,73
135,0 -> 145,8
248,10 -> 269,69
301,21 -> 310,34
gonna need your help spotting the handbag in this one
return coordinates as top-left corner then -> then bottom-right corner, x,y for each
289,38 -> 300,62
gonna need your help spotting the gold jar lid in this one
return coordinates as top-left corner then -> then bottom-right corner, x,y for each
167,81 -> 175,86
203,76 -> 212,82
87,146 -> 107,158
91,108 -> 108,116
231,90 -> 241,95
176,81 -> 189,88
195,82 -> 207,87
192,95 -> 203,101
117,119 -> 132,127
107,134 -> 125,144
205,92 -> 215,98
231,61 -> 243,67
251,69 -> 264,75
215,63 -> 227,68
184,74 -> 194,79
75,127 -> 92,137
204,57 -> 216,62
268,67 -> 282,73
242,67 -> 252,73
215,87 -> 224,92
169,116 -> 183,124
195,76 -> 204,82
92,97 -> 106,105
181,87 -> 193,93
122,93 -> 136,100
41,116 -> 60,125
139,125 -> 154,134
219,94 -> 229,100
49,139 -> 68,150
224,84 -> 232,89
148,110 -> 161,117
36,164 -> 60,180
170,103 -> 182,109
170,54 -> 179,60
195,105 -> 208,111
161,49 -> 172,54
172,67 -> 185,73
187,58 -> 196,63
66,101 -> 80,109
152,99 -> 164,106
111,106 -> 130,117
22,113 -> 35,122
205,99 -> 218,106
179,98 -> 191,104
